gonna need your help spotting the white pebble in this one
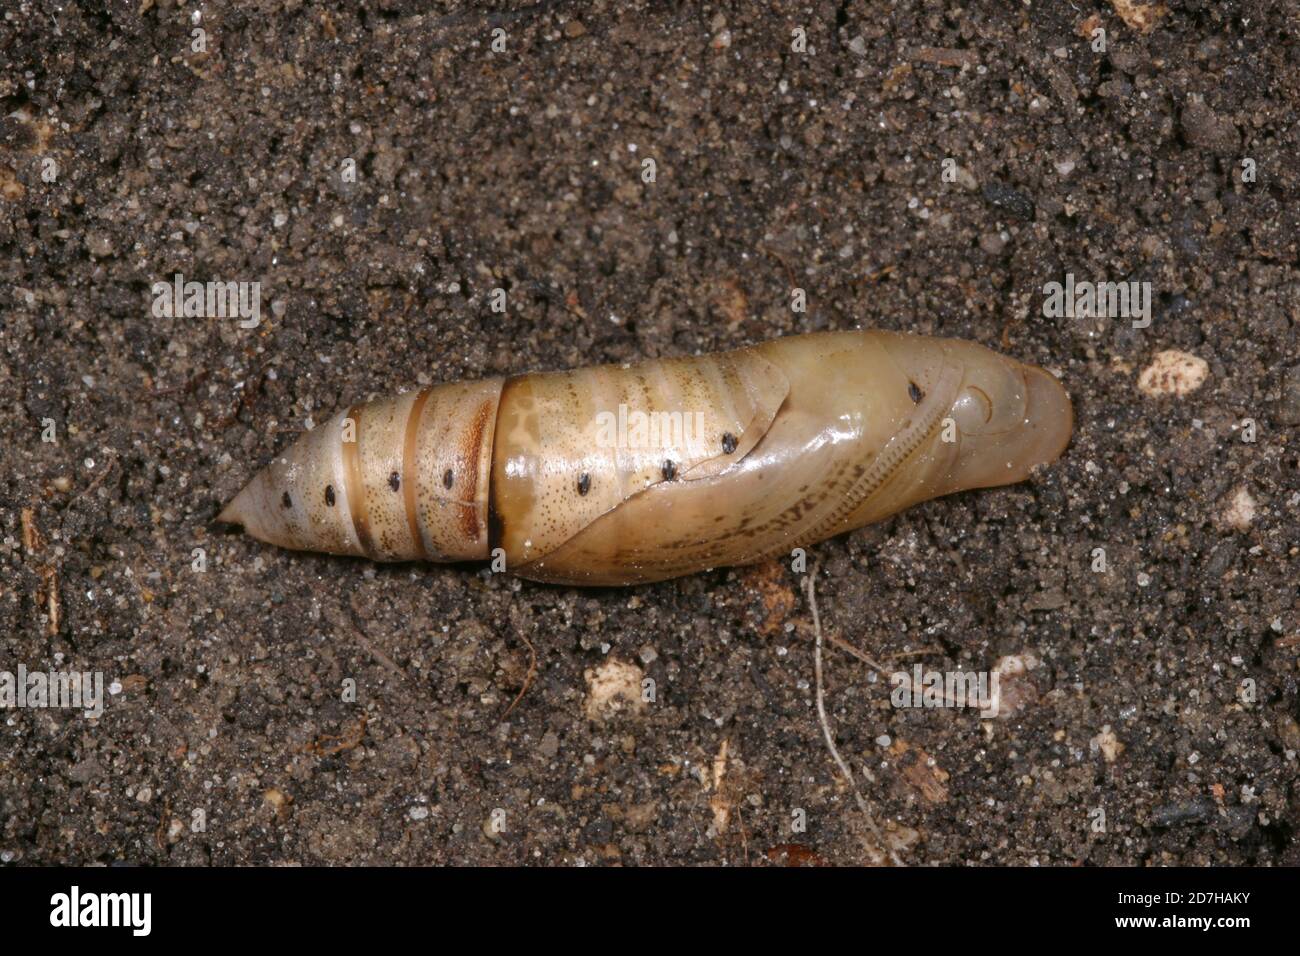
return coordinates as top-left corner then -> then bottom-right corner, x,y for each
1138,350 -> 1209,398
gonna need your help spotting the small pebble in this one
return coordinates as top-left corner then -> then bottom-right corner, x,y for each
1138,350 -> 1209,397
1219,486 -> 1257,532
85,233 -> 114,257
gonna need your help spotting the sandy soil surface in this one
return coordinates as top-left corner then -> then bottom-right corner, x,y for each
1,1 -> 1297,865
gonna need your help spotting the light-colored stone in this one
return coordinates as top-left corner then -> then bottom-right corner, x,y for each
584,658 -> 645,720
1138,349 -> 1209,397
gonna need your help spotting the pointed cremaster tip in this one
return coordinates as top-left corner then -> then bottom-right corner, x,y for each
216,494 -> 244,527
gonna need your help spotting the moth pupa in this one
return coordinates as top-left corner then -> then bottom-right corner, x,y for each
219,331 -> 1073,585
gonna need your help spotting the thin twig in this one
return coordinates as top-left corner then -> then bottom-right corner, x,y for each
502,631 -> 537,720
300,716 -> 368,757
69,450 -> 118,507
884,644 -> 944,661
803,564 -> 902,866
826,632 -> 890,674
827,631 -> 992,712
347,607 -> 407,682
20,507 -> 60,636
20,507 -> 40,556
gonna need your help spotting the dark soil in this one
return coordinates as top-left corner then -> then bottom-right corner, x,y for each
1,1 -> 1297,865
